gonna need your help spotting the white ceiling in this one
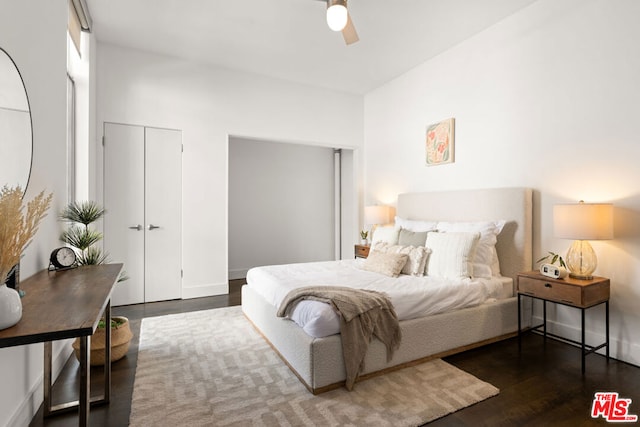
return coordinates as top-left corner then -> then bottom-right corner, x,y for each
87,0 -> 537,95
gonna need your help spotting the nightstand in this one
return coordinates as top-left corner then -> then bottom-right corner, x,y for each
517,271 -> 610,373
354,244 -> 370,259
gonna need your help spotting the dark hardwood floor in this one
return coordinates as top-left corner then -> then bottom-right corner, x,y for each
30,279 -> 639,426
28,280 -> 243,427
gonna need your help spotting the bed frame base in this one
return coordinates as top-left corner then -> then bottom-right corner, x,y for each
242,285 -> 524,394
314,331 -> 517,394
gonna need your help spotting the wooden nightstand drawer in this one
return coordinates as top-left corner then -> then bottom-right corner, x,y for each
354,245 -> 370,258
517,271 -> 610,308
518,276 -> 581,305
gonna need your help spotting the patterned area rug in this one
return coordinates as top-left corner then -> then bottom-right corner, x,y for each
129,306 -> 498,426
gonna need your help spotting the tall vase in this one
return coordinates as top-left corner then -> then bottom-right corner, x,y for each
0,284 -> 22,330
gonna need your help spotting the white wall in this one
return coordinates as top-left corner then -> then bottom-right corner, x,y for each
228,137 -> 336,278
364,0 -> 640,365
96,44 -> 363,299
0,1 -> 70,426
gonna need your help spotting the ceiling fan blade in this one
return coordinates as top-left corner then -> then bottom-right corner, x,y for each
341,12 -> 359,45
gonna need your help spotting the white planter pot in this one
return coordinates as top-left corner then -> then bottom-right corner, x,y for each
0,284 -> 22,330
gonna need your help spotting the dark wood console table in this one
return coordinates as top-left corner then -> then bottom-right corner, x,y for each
0,264 -> 123,427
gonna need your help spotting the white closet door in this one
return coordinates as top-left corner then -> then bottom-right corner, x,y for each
144,127 -> 182,302
104,123 -> 145,305
104,123 -> 182,305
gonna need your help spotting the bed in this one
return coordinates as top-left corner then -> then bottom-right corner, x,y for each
242,187 -> 533,394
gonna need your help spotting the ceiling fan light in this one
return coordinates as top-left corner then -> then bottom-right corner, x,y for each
326,3 -> 348,32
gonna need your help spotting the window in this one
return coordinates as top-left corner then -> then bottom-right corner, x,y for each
66,73 -> 76,203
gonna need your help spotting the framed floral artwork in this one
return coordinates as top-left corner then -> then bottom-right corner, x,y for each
425,118 -> 455,166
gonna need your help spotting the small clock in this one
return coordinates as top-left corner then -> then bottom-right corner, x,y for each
539,263 -> 567,279
49,247 -> 78,270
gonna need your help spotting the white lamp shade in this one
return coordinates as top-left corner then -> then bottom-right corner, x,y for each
364,205 -> 393,226
326,3 -> 348,31
553,201 -> 613,280
553,203 -> 613,240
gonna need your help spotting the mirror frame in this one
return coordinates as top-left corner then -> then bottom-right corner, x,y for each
0,46 -> 33,196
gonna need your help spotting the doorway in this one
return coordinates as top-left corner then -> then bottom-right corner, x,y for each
228,136 -> 354,279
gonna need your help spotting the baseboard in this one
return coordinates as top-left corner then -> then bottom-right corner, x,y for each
228,269 -> 248,280
181,282 -> 229,299
8,341 -> 73,427
531,315 -> 640,367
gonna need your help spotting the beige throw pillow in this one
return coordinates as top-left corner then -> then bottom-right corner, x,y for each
373,242 -> 430,276
361,251 -> 409,277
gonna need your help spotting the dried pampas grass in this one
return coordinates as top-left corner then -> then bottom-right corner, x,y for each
0,186 -> 53,284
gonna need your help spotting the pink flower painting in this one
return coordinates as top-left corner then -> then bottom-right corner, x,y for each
426,118 -> 455,166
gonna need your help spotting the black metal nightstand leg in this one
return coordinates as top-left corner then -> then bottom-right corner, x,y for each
581,308 -> 586,374
517,293 -> 522,349
606,301 -> 610,361
543,300 -> 547,339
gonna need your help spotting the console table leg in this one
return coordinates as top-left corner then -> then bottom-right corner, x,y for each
104,301 -> 111,403
79,336 -> 90,427
43,342 -> 53,417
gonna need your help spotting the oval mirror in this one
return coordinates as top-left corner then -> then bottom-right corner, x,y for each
0,47 -> 33,194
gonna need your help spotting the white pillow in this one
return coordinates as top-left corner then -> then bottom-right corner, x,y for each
361,251 -> 408,277
371,225 -> 400,245
436,220 -> 506,278
425,232 -> 480,279
490,246 -> 502,276
373,242 -> 431,276
395,216 -> 438,232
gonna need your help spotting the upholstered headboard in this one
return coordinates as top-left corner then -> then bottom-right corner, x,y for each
397,187 -> 533,281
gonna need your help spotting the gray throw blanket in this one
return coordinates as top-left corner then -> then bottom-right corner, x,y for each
276,286 -> 402,391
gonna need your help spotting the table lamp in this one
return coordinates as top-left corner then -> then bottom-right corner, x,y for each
364,205 -> 393,240
553,201 -> 613,280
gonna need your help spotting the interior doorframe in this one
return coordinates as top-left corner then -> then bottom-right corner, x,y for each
334,148 -> 342,260
227,134 -> 358,281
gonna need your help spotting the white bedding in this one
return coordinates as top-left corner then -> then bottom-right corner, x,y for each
246,259 -> 512,338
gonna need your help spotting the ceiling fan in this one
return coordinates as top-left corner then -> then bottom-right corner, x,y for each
316,0 -> 359,45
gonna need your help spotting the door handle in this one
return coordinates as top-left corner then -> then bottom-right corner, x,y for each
128,224 -> 142,231
148,224 -> 160,230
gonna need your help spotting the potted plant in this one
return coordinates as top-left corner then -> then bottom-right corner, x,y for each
59,201 -> 108,266
60,201 -> 132,365
360,230 -> 369,245
536,251 -> 568,278
536,251 -> 567,269
71,316 -> 133,366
